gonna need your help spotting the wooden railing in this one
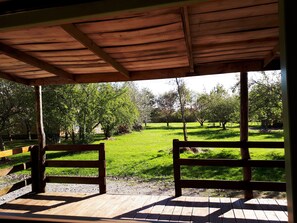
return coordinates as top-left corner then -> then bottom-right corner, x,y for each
0,146 -> 35,197
45,144 -> 106,194
173,139 -> 286,197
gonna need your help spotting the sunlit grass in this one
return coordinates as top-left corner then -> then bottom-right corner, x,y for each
1,122 -> 284,182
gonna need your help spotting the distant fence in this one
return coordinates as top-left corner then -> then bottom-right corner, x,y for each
173,139 -> 285,197
45,144 -> 106,194
0,146 -> 34,197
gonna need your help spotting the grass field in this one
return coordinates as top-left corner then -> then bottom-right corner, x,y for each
1,122 -> 285,183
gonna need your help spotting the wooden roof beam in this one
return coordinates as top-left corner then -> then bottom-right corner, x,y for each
181,6 -> 194,73
61,23 -> 130,79
0,70 -> 29,85
0,42 -> 75,81
263,44 -> 280,67
29,60 -> 272,86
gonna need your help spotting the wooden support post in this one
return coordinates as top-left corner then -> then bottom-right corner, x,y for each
34,86 -> 46,193
99,143 -> 106,194
240,71 -> 253,199
279,1 -> 297,222
173,139 -> 181,197
30,145 -> 39,193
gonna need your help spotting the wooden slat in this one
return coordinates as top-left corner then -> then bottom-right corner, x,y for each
0,162 -> 31,177
76,10 -> 181,33
45,160 -> 100,168
0,146 -> 32,158
195,51 -> 269,64
192,28 -> 279,45
193,37 -> 278,54
45,144 -> 101,151
0,70 -> 29,85
189,0 -> 277,14
87,22 -> 184,47
190,3 -> 278,24
46,176 -> 100,184
191,14 -> 278,36
0,178 -> 32,197
0,42 -> 75,81
181,6 -> 194,72
61,24 -> 130,79
178,159 -> 285,168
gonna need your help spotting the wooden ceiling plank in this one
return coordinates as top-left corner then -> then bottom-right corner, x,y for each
191,14 -> 278,37
0,42 -> 75,81
181,6 -> 194,72
61,23 -> 130,79
0,0 -> 208,32
0,70 -> 29,85
190,3 -> 278,24
263,44 -> 279,67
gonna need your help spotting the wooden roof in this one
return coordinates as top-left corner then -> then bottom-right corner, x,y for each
0,0 -> 280,86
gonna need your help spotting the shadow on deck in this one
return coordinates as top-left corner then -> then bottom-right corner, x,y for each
0,192 -> 288,222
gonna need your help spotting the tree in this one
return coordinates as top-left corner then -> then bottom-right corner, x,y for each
0,80 -> 26,155
175,78 -> 191,141
192,92 -> 210,126
206,84 -> 238,130
97,83 -> 139,138
125,83 -> 155,127
157,91 -> 177,127
249,71 -> 282,129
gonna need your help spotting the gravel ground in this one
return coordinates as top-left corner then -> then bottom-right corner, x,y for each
0,174 -> 286,206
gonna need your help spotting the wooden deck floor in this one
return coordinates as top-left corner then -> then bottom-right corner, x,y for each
0,192 -> 288,222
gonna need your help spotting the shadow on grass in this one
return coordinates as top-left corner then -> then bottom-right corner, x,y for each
145,125 -> 199,130
175,128 -> 240,140
249,131 -> 283,140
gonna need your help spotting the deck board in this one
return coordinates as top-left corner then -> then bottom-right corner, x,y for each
0,192 -> 288,222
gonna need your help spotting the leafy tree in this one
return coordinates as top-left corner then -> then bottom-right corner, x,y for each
206,84 -> 238,130
249,71 -> 282,129
0,80 -> 26,154
192,92 -> 210,126
157,91 -> 177,127
97,84 -> 138,138
125,83 -> 155,127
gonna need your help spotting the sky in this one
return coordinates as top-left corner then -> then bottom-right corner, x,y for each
132,72 -> 269,95
133,72 -> 240,95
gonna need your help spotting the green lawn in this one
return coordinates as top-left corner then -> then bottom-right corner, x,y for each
1,122 -> 285,182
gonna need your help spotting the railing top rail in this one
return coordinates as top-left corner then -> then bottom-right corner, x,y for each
45,144 -> 104,151
0,146 -> 34,159
174,140 -> 284,148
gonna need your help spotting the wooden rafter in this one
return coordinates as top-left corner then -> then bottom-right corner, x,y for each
263,44 -> 279,67
61,23 -> 130,79
0,42 -> 75,81
0,70 -> 29,85
181,6 -> 194,73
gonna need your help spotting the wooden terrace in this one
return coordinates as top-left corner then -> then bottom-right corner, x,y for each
0,193 -> 288,222
0,0 -> 296,222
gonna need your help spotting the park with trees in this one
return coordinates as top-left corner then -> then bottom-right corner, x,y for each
0,71 -> 284,184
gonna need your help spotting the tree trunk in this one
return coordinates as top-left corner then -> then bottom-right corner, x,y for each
0,136 -> 7,161
28,130 -> 32,141
175,78 -> 188,141
222,122 -> 227,130
71,128 -> 75,144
